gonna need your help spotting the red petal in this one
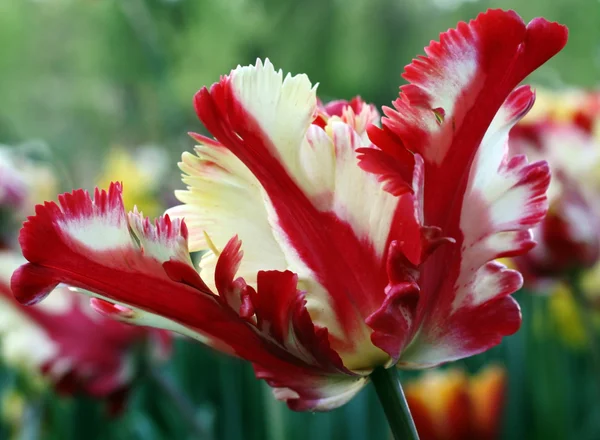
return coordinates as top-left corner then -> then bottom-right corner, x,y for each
12,184 -> 362,410
10,185 -> 263,359
1,275 -> 148,404
214,236 -> 255,318
194,65 -> 393,358
364,10 -> 564,364
357,125 -> 415,196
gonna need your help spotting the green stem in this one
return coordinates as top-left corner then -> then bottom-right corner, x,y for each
371,367 -> 420,440
567,270 -> 600,383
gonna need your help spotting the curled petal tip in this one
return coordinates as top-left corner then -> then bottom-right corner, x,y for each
11,263 -> 58,305
90,298 -> 136,320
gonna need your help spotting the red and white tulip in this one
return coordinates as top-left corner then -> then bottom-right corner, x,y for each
510,90 -> 600,280
10,10 -> 567,411
0,252 -> 168,413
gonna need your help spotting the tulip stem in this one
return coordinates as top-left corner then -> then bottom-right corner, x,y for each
568,270 -> 600,383
371,367 -> 420,440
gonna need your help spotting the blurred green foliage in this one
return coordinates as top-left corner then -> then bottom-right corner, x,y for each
1,0 -> 600,438
1,0 -> 599,185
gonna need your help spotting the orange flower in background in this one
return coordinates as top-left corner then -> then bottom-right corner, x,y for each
405,366 -> 506,440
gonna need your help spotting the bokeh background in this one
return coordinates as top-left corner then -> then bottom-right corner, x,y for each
1,0 -> 600,439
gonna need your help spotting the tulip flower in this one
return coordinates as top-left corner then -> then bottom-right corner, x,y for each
10,9 -> 567,436
510,89 -> 600,394
510,90 -> 600,280
405,366 -> 506,440
0,252 -> 169,414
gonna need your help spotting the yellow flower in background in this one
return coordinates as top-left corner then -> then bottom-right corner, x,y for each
581,260 -> 600,309
522,90 -> 594,124
1,389 -> 26,440
547,281 -> 600,349
97,147 -> 169,218
548,283 -> 587,349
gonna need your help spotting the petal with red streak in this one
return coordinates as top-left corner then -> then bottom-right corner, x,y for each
11,184 -> 363,410
166,140 -> 287,292
402,87 -> 551,366
193,59 -> 397,370
10,184 -> 264,358
364,9 -> 566,365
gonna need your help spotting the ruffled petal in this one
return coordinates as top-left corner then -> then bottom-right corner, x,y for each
166,139 -> 287,289
402,87 -> 550,366
258,368 -> 368,412
11,183 -> 229,345
510,91 -> 600,280
361,9 -> 566,366
10,183 -> 271,357
517,176 -> 600,278
360,10 -> 567,201
11,184 -> 363,410
193,59 -> 401,370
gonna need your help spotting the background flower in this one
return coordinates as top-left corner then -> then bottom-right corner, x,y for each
0,147 -> 172,416
96,146 -> 173,218
405,365 -> 506,440
510,90 -> 600,279
0,252 -> 161,414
